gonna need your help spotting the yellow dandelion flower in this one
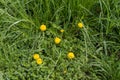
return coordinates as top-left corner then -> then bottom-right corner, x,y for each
36,58 -> 43,64
78,22 -> 84,28
67,52 -> 75,59
54,37 -> 61,44
33,54 -> 40,60
60,29 -> 64,33
40,24 -> 46,31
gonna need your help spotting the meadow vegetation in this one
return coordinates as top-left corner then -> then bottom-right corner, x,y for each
0,0 -> 120,80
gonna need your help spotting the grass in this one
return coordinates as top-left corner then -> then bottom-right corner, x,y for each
0,0 -> 120,80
